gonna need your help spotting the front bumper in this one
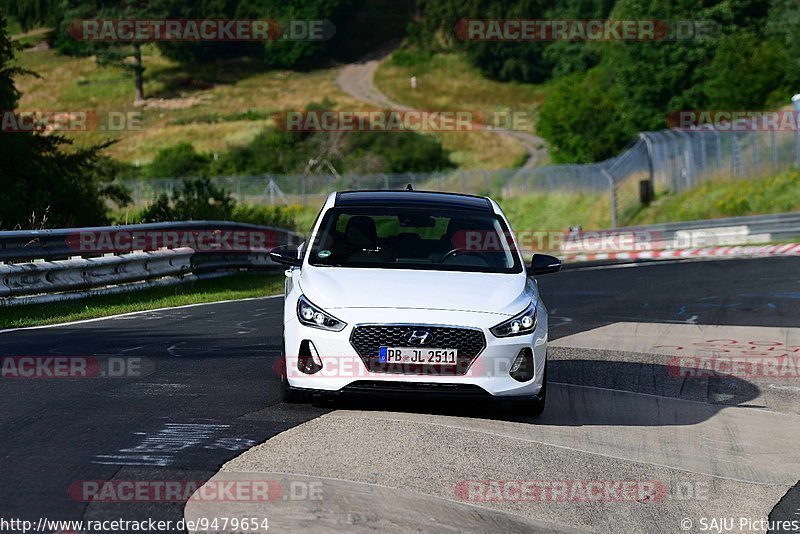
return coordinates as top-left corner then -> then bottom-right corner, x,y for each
283,307 -> 548,398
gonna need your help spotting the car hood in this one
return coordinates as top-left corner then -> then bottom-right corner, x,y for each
298,267 -> 531,316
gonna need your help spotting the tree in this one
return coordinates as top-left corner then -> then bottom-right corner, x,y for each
537,65 -> 635,163
138,178 -> 235,222
417,0 -> 615,83
50,0 -> 169,103
602,0 -> 776,131
705,31 -> 793,109
766,0 -> 800,90
534,0 -> 797,161
4,0 -> 167,102
0,0 -> 59,30
0,10 -> 121,229
157,0 -> 362,67
146,142 -> 211,179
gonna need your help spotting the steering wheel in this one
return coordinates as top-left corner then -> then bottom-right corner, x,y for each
440,248 -> 490,264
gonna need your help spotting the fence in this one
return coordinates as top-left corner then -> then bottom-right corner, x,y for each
118,123 -> 800,229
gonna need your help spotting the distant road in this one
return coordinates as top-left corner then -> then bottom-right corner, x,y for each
336,44 -> 549,171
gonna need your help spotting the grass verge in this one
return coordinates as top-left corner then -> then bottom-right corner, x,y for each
496,168 -> 800,233
13,44 -> 363,164
375,52 -> 546,121
628,169 -> 800,225
12,44 -> 519,170
498,192 -> 610,232
374,51 -> 546,169
0,272 -> 283,329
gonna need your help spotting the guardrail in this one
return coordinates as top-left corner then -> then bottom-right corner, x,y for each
0,221 -> 301,263
535,212 -> 800,259
3,212 -> 797,305
0,221 -> 302,306
620,211 -> 800,246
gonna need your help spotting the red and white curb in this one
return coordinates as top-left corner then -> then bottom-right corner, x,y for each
560,243 -> 800,263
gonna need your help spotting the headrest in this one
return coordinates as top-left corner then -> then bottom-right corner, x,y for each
345,216 -> 378,247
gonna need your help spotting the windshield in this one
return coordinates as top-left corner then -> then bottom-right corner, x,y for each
308,207 -> 522,273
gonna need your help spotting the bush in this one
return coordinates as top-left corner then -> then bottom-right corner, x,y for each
210,129 -> 312,176
391,47 -> 433,67
146,142 -> 211,179
208,122 -> 453,176
137,177 -> 234,222
704,33 -> 794,109
537,66 -> 635,163
345,131 -> 454,173
417,0 -> 612,83
231,205 -> 302,229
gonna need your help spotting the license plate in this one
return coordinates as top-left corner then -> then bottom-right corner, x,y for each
379,347 -> 458,365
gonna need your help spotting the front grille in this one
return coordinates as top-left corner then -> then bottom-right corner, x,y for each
350,325 -> 486,375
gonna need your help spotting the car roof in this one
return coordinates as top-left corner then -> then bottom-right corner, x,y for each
334,190 -> 493,212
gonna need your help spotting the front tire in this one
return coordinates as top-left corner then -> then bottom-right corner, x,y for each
279,373 -> 308,403
508,363 -> 547,417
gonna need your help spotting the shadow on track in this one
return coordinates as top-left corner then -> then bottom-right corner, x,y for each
304,358 -> 760,427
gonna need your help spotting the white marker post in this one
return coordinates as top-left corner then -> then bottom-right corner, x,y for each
792,94 -> 800,165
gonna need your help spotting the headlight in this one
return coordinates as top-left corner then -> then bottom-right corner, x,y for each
490,302 -> 537,337
296,295 -> 346,331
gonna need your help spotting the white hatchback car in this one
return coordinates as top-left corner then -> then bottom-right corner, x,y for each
270,190 -> 560,415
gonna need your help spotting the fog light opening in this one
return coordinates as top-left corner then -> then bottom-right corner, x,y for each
509,348 -> 534,382
298,340 -> 323,375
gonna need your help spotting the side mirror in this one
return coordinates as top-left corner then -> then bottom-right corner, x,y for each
529,254 -> 561,276
269,245 -> 302,267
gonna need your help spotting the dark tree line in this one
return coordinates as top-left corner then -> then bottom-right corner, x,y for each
3,0 -> 412,104
416,0 -> 800,163
0,9 -> 122,229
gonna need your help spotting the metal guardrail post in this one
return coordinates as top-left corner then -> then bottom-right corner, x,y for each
753,131 -> 760,175
676,130 -> 693,189
667,131 -> 680,192
601,169 -> 618,229
639,133 -> 655,196
731,133 -> 742,178
699,133 -> 707,179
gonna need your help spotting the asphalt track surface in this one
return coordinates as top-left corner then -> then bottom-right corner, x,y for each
2,256 -> 800,533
